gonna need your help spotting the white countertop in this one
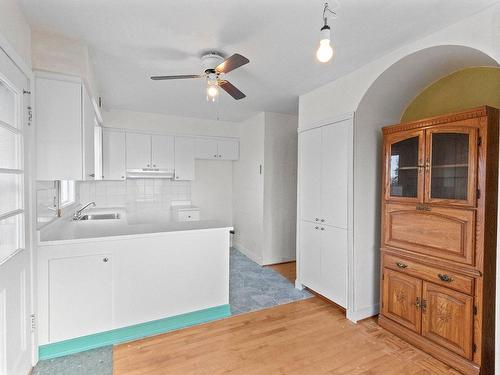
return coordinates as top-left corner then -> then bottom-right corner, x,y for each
38,208 -> 232,245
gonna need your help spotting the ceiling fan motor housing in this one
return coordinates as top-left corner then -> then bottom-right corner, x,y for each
201,53 -> 225,73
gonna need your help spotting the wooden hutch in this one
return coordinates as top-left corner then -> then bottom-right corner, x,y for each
379,106 -> 499,374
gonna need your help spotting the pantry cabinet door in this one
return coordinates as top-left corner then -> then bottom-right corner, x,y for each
321,121 -> 349,229
421,282 -> 474,359
126,133 -> 151,169
382,269 -> 422,333
102,130 -> 126,180
152,135 -> 174,170
320,225 -> 347,307
49,254 -> 112,342
299,221 -> 322,292
299,128 -> 322,223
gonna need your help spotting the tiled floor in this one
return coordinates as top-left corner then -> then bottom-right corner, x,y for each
32,248 -> 310,374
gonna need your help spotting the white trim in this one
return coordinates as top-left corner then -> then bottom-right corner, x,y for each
0,209 -> 24,221
346,303 -> 379,323
0,168 -> 23,174
298,112 -> 355,133
0,120 -> 21,133
232,243 -> 263,265
103,126 -> 240,141
0,35 -> 32,80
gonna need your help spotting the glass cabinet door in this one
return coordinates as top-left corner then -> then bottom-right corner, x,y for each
424,127 -> 478,206
384,130 -> 425,202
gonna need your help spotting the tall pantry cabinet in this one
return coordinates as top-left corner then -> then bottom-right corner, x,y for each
297,116 -> 351,309
379,106 -> 498,375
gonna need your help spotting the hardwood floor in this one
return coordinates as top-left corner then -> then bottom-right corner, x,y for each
114,297 -> 459,374
267,261 -> 296,283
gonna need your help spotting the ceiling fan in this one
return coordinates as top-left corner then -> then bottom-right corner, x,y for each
151,52 -> 250,101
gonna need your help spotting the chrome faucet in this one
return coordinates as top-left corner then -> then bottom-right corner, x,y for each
73,202 -> 96,220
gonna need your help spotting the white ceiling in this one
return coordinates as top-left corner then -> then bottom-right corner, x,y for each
19,0 -> 498,122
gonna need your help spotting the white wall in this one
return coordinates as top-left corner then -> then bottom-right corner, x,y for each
0,0 -> 31,68
31,29 -> 99,98
232,113 -> 265,263
263,112 -> 298,264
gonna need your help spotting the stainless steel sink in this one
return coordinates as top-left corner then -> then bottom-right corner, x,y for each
77,213 -> 121,221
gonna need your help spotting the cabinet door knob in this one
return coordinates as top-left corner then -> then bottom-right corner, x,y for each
153,164 -> 156,167
395,262 -> 408,269
315,226 -> 319,230
320,227 -> 325,231
438,274 -> 453,282
103,257 -> 109,263
320,219 -> 325,222
219,155 -> 222,158
147,164 -> 150,167
214,154 -> 217,158
315,218 -> 319,221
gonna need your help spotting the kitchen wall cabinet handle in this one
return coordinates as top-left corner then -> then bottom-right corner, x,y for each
438,274 -> 453,282
320,227 -> 325,231
320,219 -> 325,222
88,173 -> 95,177
395,262 -> 408,269
103,257 -> 109,263
315,218 -> 319,221
315,226 -> 319,230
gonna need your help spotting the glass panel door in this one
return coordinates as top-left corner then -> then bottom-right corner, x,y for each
384,130 -> 424,202
425,127 -> 477,206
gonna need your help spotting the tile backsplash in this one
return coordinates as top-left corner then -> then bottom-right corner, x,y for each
77,179 -> 191,212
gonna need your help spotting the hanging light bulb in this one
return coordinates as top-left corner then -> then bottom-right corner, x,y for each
206,77 -> 219,102
316,3 -> 336,63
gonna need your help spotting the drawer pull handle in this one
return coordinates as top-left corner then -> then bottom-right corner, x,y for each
395,262 -> 408,269
438,274 -> 453,282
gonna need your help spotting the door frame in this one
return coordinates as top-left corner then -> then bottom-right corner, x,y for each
0,33 -> 37,366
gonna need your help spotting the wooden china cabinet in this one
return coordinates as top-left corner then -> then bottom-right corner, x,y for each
379,106 -> 499,375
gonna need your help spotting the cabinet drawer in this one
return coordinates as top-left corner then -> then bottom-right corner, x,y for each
383,203 -> 475,265
383,253 -> 474,295
177,210 -> 200,221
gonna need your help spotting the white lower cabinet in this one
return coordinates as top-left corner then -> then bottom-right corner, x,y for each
299,221 -> 347,307
48,254 -> 112,342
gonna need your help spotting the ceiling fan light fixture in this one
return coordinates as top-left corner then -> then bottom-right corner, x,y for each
206,79 -> 219,102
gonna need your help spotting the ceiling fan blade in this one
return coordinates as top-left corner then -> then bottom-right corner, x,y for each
215,54 -> 250,74
151,74 -> 202,80
219,80 -> 246,100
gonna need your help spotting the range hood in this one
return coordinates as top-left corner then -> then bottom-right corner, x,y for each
126,168 -> 174,179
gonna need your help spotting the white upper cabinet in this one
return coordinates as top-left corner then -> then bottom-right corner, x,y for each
126,132 -> 151,169
217,139 -> 239,160
195,137 -> 239,160
102,130 -> 126,180
36,73 -> 100,180
195,138 -> 218,159
174,137 -> 195,180
151,135 -> 174,170
299,128 -> 322,223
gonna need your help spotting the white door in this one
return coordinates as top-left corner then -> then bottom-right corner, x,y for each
151,135 -> 174,170
299,221 -> 321,291
102,130 -> 126,180
174,137 -> 195,180
217,139 -> 239,160
195,138 -> 218,159
299,128 -> 321,223
0,48 -> 32,374
321,121 -> 349,229
320,226 -> 348,307
49,254 -> 112,342
82,86 -> 95,180
126,133 -> 151,169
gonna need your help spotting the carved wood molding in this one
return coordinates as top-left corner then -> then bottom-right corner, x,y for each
383,106 -> 489,135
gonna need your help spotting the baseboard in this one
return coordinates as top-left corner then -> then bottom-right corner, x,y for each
232,243 -> 263,265
38,304 -> 231,360
346,304 -> 379,323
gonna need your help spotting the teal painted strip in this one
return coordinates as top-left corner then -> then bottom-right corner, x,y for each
39,304 -> 231,360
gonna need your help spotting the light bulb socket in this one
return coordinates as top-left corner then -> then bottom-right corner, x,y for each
320,25 -> 331,41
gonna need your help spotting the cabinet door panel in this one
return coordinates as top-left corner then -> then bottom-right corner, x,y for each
384,130 -> 425,203
82,87 -> 96,180
299,221 -> 321,291
383,203 -> 475,265
102,130 -> 126,180
195,138 -> 218,159
126,133 -> 151,169
49,254 -> 112,342
422,282 -> 474,359
425,127 -> 478,207
299,129 -> 321,223
382,269 -> 422,333
321,225 -> 347,307
218,139 -> 239,160
321,122 -> 349,229
174,137 -> 195,180
152,135 -> 174,170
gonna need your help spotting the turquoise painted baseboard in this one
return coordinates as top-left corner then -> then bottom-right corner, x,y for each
39,304 -> 231,360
